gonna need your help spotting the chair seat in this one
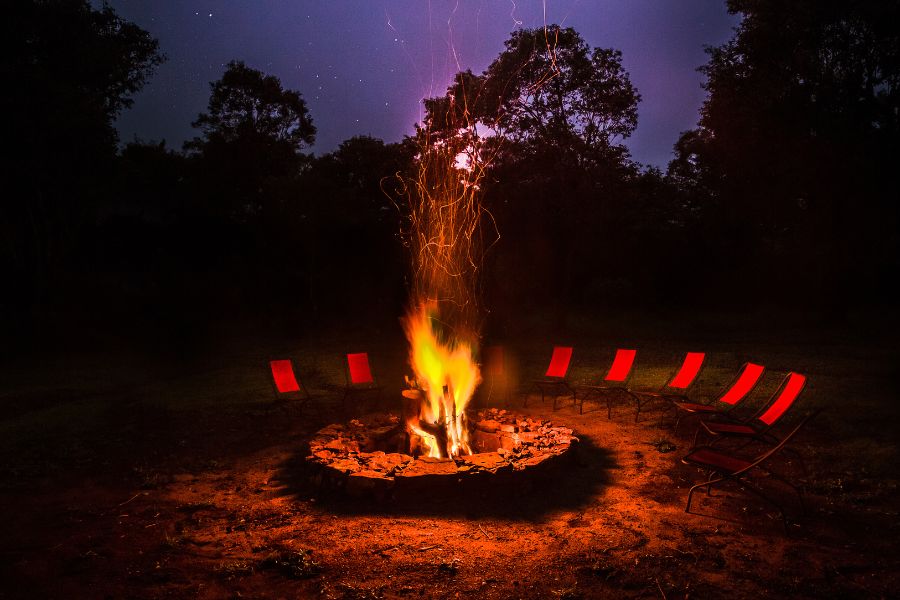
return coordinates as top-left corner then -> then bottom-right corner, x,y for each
579,383 -> 626,391
672,401 -> 718,413
701,421 -> 757,436
682,447 -> 752,474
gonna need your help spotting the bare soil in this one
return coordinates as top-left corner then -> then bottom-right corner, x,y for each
1,323 -> 898,599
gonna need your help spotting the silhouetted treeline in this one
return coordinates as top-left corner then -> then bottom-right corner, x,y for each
4,1 -> 898,347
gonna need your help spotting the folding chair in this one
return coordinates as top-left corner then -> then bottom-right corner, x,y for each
682,408 -> 820,533
574,348 -> 637,417
342,352 -> 383,413
269,359 -> 317,414
527,346 -> 575,411
691,372 -> 807,449
628,351 -> 706,422
669,362 -> 766,435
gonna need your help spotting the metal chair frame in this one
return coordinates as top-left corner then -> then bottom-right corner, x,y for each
670,362 -> 766,435
628,352 -> 707,422
269,359 -> 320,416
682,409 -> 820,533
526,346 -> 576,411
575,348 -> 638,417
691,372 -> 807,449
341,352 -> 383,414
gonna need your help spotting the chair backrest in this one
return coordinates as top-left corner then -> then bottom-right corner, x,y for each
545,346 -> 573,378
718,362 -> 766,406
667,352 -> 706,390
605,349 -> 637,383
270,359 -> 301,394
755,372 -> 806,426
347,352 -> 375,385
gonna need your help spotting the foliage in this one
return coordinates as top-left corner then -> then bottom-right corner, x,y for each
186,61 -> 316,220
670,0 -> 900,306
188,60 -> 315,153
418,26 -> 647,326
2,0 -> 163,310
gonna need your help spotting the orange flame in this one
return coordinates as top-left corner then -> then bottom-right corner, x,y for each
402,302 -> 480,458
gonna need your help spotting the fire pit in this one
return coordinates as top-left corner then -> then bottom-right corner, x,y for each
307,408 -> 577,498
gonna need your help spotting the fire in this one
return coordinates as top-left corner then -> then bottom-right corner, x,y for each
402,302 -> 480,458
392,83 -> 499,459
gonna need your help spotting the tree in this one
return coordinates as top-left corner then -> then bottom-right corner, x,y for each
189,60 -> 316,153
670,1 -> 900,307
425,26 -> 639,165
295,136 -> 413,317
2,0 -> 163,311
187,61 -> 316,220
421,26 -> 642,326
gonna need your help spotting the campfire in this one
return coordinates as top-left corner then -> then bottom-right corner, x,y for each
304,95 -> 582,497
401,302 -> 479,459
307,409 -> 577,497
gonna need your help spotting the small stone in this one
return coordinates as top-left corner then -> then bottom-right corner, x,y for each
475,419 -> 502,433
328,458 -> 363,475
457,452 -> 511,474
369,453 -> 411,473
395,457 -> 457,478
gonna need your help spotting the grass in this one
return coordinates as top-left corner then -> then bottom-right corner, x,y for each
1,308 -> 897,484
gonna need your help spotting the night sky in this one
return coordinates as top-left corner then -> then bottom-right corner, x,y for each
109,1 -> 739,168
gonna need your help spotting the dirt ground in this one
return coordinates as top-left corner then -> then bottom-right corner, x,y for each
1,317 -> 899,598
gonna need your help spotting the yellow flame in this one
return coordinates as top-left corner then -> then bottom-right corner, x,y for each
402,302 -> 480,458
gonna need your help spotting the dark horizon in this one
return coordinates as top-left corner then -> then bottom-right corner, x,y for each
108,0 -> 739,168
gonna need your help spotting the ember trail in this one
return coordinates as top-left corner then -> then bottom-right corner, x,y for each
398,108 -> 491,459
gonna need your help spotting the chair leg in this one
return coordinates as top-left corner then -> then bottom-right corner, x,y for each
673,408 -> 684,436
686,475 -> 726,513
691,426 -> 704,450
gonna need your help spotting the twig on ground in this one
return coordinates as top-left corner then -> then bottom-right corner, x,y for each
418,545 -> 441,551
655,578 -> 667,600
117,492 -> 143,507
478,524 -> 493,539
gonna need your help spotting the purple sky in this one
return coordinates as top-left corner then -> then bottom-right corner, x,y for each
108,1 -> 739,168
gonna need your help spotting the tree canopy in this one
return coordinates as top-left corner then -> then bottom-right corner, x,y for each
669,0 -> 900,304
187,61 -> 316,220
425,25 -> 640,168
3,0 -> 163,307
189,60 -> 316,153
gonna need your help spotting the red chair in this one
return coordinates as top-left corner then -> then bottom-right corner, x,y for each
682,408 -> 819,533
628,351 -> 707,422
269,359 -> 315,413
342,352 -> 382,413
575,348 -> 637,417
670,362 -> 766,434
691,372 -> 807,449
528,346 -> 575,410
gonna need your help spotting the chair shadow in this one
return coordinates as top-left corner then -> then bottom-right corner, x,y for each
273,435 -> 619,522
